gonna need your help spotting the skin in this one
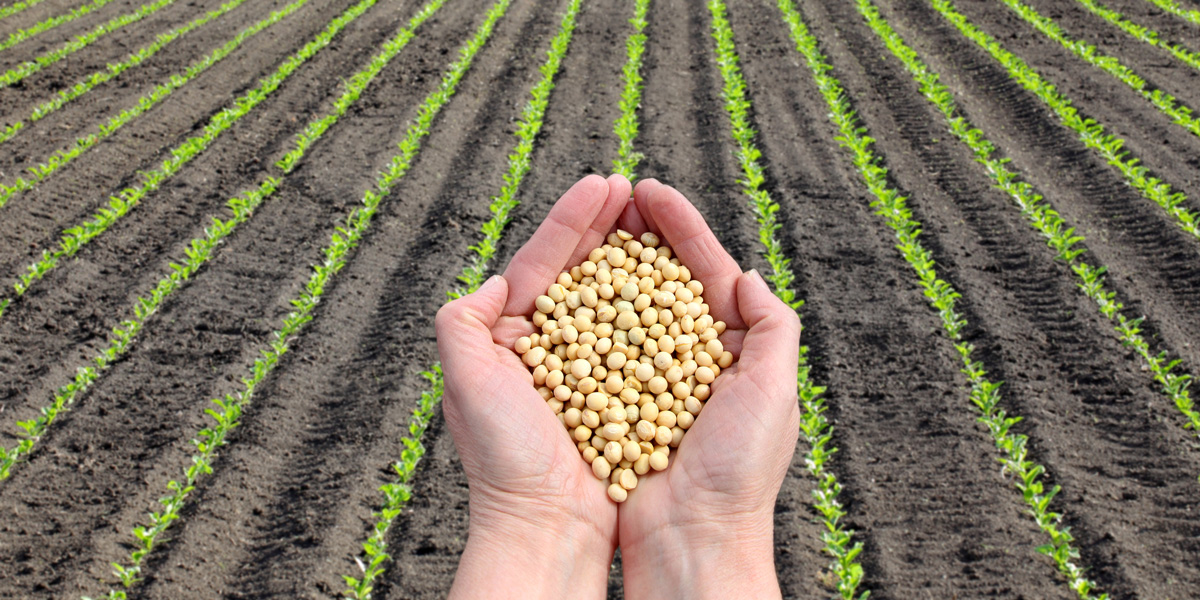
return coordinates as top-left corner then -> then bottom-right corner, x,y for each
437,175 -> 800,599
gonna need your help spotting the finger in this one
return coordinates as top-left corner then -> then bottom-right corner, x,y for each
436,275 -> 511,400
565,173 -> 632,267
616,200 -> 650,238
718,270 -> 801,417
503,175 -> 611,316
644,184 -> 747,329
632,178 -> 664,233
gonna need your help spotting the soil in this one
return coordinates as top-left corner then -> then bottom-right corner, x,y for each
1,0 -> 1198,597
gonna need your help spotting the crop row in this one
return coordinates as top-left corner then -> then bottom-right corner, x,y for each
866,2 -> 1200,458
0,0 -> 113,53
81,3 -> 462,593
611,0 -> 648,179
345,0 -> 583,596
0,0 -> 346,320
932,0 -> 1200,244
779,0 -> 1106,596
0,0 -> 48,24
707,1 -> 866,598
1071,0 -> 1200,73
1145,0 -> 1200,25
0,0 -> 308,212
0,0 -> 250,146
0,0 -> 381,479
1,0 -> 180,88
1001,0 -> 1200,143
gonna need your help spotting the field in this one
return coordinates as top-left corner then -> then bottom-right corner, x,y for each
0,0 -> 1198,596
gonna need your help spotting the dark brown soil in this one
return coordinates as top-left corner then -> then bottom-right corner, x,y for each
1,0 -> 1199,597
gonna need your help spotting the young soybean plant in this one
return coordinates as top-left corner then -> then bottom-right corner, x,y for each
611,0 -> 649,179
707,1 -> 866,598
0,0 -> 180,88
0,0 -> 252,146
930,0 -> 1200,245
857,0 -> 1198,470
0,0 -> 370,318
345,1 -> 582,597
0,0 -> 386,481
0,0 -> 310,210
1071,0 -> 1200,74
1144,0 -> 1200,26
1000,0 -> 1200,138
0,0 -> 114,53
784,0 -> 1106,596
0,0 -> 48,24
63,1 -> 450,595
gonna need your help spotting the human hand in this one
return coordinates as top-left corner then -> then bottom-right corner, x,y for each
437,174 -> 632,600
613,179 -> 801,600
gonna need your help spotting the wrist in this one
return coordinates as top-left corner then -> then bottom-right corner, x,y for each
620,513 -> 780,600
450,499 -> 615,600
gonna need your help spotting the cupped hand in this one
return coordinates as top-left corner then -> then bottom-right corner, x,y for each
437,174 -> 632,600
614,179 -> 801,600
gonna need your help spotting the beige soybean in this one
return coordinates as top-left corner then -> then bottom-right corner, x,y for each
514,234 -> 735,502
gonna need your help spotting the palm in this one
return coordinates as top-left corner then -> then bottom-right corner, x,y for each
610,179 -> 800,549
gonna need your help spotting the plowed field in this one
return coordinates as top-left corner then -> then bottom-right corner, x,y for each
1,0 -> 1198,597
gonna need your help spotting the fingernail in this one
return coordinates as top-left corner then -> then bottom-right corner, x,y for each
747,269 -> 768,290
478,275 -> 502,293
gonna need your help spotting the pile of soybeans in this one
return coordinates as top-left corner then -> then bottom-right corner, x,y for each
514,230 -> 732,502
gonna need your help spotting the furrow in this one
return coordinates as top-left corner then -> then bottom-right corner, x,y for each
0,0 -> 308,215
0,0 -> 48,24
838,0 -> 1200,595
77,2 -> 455,594
0,0 -> 181,88
0,0 -> 499,596
341,1 -> 581,596
1070,0 -> 1200,74
707,0 -> 866,597
0,0 -> 384,477
776,0 -> 1109,596
935,0 -> 1200,244
0,0 -> 251,146
0,0 -> 115,53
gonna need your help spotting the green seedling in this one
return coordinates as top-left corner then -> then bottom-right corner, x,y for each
0,0 -> 48,24
612,0 -> 649,179
0,0 -> 252,147
1,0 -> 180,88
930,0 -> 1199,243
713,1 -> 867,597
0,0 -> 114,52
346,1 -> 578,597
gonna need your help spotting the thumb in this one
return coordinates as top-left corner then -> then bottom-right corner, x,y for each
726,270 -> 801,415
436,275 -> 509,395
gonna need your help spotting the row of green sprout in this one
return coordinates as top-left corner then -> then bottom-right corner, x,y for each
925,0 -> 1199,445
0,0 -> 309,210
82,1 -> 460,594
999,0 -> 1200,143
1071,0 -> 1200,74
0,0 -> 252,146
0,0 -> 112,53
0,0 -> 48,24
708,0 -> 867,598
932,0 -> 1200,244
344,0 -> 583,597
777,0 -> 1116,595
0,0 -> 374,478
0,0 -> 326,318
1143,0 -> 1200,25
854,1 -> 1126,596
611,0 -> 649,180
0,0 -> 179,88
